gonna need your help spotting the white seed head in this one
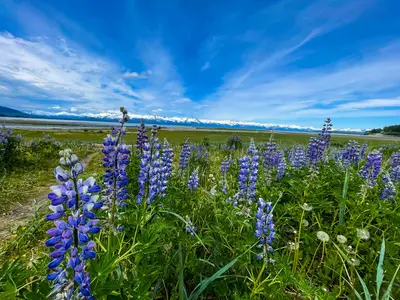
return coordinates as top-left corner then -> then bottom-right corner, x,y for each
300,203 -> 313,211
288,241 -> 300,251
336,235 -> 347,244
302,219 -> 309,227
356,228 -> 370,241
317,231 -> 330,242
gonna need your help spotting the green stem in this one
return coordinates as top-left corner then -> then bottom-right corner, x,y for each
339,169 -> 349,226
293,210 -> 304,272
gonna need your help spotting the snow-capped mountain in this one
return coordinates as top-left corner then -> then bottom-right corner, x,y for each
23,109 -> 365,134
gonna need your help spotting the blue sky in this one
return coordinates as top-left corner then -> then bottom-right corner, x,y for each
0,0 -> 399,129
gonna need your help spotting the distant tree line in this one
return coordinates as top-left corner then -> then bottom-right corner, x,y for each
365,124 -> 400,136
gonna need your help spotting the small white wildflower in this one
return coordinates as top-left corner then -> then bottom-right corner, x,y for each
356,228 -> 370,241
287,241 -> 300,251
317,231 -> 330,242
336,235 -> 347,244
300,203 -> 313,211
302,219 -> 309,227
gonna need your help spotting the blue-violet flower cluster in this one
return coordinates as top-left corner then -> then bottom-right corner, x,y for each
254,198 -> 275,260
45,149 -> 102,299
359,150 -> 382,186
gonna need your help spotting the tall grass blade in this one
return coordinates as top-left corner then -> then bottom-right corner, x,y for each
381,263 -> 400,300
339,169 -> 349,226
188,242 -> 257,300
376,238 -> 385,299
356,271 -> 372,300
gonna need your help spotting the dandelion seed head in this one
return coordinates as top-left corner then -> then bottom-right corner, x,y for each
336,235 -> 347,244
300,203 -> 313,211
317,231 -> 330,242
356,228 -> 370,240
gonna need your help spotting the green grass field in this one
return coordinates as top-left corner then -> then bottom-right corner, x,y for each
14,127 -> 399,147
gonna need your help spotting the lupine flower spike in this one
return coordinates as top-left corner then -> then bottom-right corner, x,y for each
102,109 -> 130,210
220,158 -> 232,194
137,126 -> 166,205
229,140 -> 259,208
381,174 -> 396,201
136,118 -> 148,155
359,150 -> 382,186
46,149 -> 102,299
254,198 -> 275,261
179,139 -> 191,171
188,167 -> 199,191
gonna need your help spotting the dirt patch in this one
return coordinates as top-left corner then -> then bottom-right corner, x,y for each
0,152 -> 99,242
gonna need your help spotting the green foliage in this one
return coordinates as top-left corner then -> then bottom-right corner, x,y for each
0,127 -> 399,299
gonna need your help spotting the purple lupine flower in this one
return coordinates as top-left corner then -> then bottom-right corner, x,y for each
255,198 -> 275,260
188,167 -> 199,191
45,150 -> 101,299
137,141 -> 151,204
148,135 -> 161,204
220,159 -> 232,174
136,126 -> 163,205
391,166 -> 400,184
390,151 -> 400,169
221,144 -> 236,151
276,152 -> 286,180
360,143 -> 368,159
264,138 -> 278,169
179,139 -> 191,170
307,118 -> 333,167
248,138 -> 258,155
227,135 -> 242,150
220,158 -> 232,194
359,150 -> 383,186
290,145 -> 306,169
102,108 -> 131,209
319,118 -> 333,148
341,140 -> 361,168
234,152 -> 259,206
0,126 -> 13,146
306,137 -> 322,167
159,138 -> 174,197
185,215 -> 197,238
381,174 -> 396,201
136,118 -> 148,154
193,144 -> 209,161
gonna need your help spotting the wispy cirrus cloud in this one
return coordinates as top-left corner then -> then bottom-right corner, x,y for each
0,32 -> 193,115
202,0 -> 400,124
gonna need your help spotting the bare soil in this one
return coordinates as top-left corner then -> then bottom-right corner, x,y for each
0,152 -> 98,242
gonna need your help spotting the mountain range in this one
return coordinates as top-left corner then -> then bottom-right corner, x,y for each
0,106 -> 365,134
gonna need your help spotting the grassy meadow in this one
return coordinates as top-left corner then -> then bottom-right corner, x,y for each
0,119 -> 399,299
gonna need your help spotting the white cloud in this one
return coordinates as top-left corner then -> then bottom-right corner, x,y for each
201,1 -> 400,121
70,107 -> 77,112
52,105 -> 61,109
122,69 -> 152,79
152,108 -> 163,113
0,33 -> 190,115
